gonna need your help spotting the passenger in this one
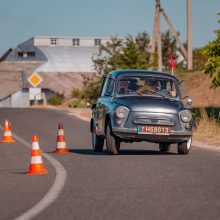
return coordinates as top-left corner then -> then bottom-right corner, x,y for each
160,88 -> 176,97
170,90 -> 176,97
136,79 -> 158,93
128,79 -> 139,92
118,81 -> 129,94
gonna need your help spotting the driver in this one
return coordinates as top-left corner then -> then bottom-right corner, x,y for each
136,79 -> 158,93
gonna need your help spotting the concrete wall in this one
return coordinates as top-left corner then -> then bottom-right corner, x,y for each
0,96 -> 11,107
0,89 -> 48,107
34,37 -> 51,46
11,90 -> 29,107
0,90 -> 30,107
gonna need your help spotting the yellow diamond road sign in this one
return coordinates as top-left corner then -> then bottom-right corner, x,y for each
28,73 -> 43,88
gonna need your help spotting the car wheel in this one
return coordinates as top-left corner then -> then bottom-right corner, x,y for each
106,122 -> 120,155
178,137 -> 192,155
159,143 -> 171,152
92,124 -> 104,152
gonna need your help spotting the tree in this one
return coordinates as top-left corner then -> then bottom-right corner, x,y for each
193,47 -> 208,70
92,37 -> 123,76
93,33 -> 157,76
116,35 -> 153,69
203,14 -> 220,88
135,32 -> 150,53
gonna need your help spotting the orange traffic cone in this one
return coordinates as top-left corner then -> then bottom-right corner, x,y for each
26,136 -> 48,175
0,119 -> 15,143
53,123 -> 69,154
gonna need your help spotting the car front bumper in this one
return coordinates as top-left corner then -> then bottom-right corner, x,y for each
112,127 -> 192,143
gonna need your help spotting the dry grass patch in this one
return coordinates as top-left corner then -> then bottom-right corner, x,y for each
194,108 -> 220,145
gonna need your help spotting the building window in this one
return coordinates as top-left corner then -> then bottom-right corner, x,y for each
18,52 -> 28,58
27,52 -> 35,57
94,39 -> 101,46
18,52 -> 35,58
51,38 -> 57,45
18,52 -> 24,57
73,38 -> 80,46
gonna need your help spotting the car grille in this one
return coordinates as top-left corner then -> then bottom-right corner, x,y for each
133,117 -> 174,126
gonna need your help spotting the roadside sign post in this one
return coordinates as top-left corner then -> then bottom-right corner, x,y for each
28,73 -> 43,88
28,73 -> 43,105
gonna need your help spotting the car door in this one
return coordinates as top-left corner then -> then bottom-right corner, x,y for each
96,76 -> 115,135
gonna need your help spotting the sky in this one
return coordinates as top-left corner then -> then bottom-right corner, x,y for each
0,0 -> 219,56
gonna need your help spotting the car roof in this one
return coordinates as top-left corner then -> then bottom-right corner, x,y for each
107,69 -> 178,81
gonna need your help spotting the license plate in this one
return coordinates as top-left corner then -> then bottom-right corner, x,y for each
138,125 -> 170,135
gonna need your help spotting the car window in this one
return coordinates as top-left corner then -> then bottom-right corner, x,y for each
105,78 -> 114,96
100,77 -> 114,97
117,75 -> 178,98
100,77 -> 109,97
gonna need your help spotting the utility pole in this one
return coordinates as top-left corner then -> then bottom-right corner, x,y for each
187,0 -> 193,70
157,9 -> 162,72
151,0 -> 162,71
151,0 -> 193,71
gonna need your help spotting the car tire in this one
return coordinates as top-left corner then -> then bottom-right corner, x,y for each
178,137 -> 192,155
106,122 -> 120,155
159,143 -> 171,152
92,124 -> 104,152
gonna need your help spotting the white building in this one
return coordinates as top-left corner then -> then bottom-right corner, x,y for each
0,36 -> 115,107
6,36 -> 111,73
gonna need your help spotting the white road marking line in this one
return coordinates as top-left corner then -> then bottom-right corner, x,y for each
0,126 -> 67,220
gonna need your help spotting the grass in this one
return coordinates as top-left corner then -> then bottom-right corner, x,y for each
192,107 -> 220,122
194,108 -> 220,145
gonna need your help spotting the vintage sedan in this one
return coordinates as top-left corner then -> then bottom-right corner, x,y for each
90,70 -> 193,155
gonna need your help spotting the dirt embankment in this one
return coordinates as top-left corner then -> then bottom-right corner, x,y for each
183,71 -> 220,107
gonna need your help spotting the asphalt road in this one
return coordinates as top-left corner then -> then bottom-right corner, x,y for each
0,108 -> 220,220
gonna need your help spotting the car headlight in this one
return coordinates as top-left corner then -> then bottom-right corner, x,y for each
115,106 -> 129,119
180,110 -> 192,123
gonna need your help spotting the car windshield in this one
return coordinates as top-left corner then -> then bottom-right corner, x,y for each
117,75 -> 178,98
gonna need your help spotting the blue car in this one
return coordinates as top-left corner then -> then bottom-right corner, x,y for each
90,70 -> 193,155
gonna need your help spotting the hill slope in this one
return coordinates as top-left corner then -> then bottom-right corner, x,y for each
180,71 -> 220,107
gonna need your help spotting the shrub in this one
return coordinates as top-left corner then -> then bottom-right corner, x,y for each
47,93 -> 64,106
82,80 -> 102,103
72,88 -> 83,99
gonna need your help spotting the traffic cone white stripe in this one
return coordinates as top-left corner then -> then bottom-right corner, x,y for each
58,129 -> 64,136
31,156 -> 43,164
57,142 -> 66,149
32,142 -> 40,150
4,131 -> 12,136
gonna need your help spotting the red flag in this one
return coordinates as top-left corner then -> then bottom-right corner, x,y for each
169,50 -> 176,69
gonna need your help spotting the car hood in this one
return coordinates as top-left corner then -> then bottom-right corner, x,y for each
114,97 -> 182,114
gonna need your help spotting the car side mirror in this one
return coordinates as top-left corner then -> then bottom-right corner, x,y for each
91,103 -> 97,109
186,98 -> 192,107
